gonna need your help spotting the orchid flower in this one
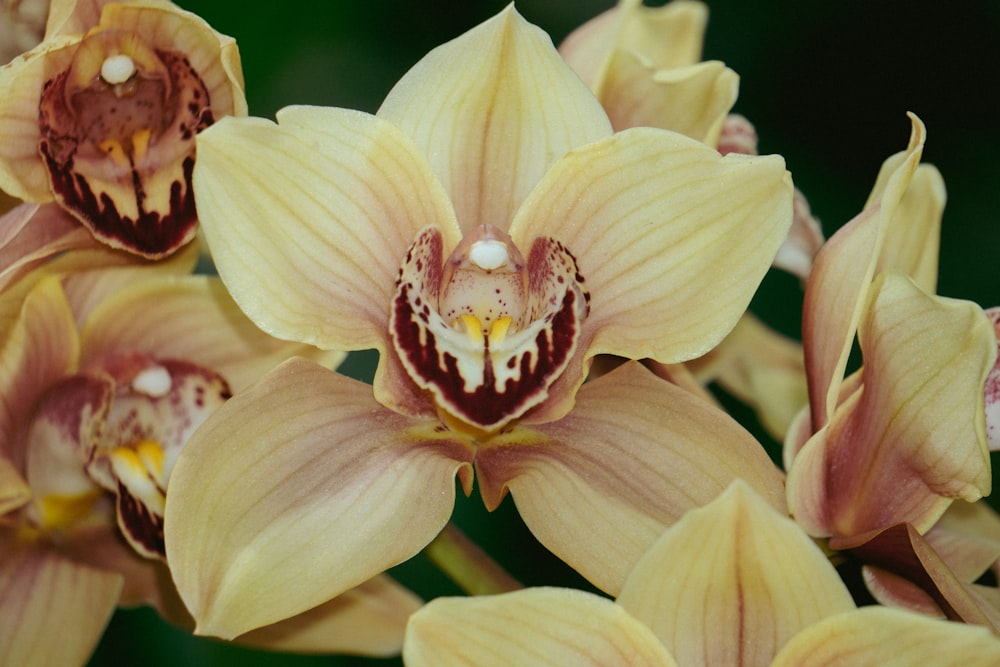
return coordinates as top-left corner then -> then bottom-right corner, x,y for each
404,480 -> 1000,667
0,0 -> 246,258
165,6 -> 793,639
0,258 -> 417,662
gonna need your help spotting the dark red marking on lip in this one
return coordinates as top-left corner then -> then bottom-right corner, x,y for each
115,479 -> 166,559
37,47 -> 214,258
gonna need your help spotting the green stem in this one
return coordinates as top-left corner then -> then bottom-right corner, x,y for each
424,522 -> 523,595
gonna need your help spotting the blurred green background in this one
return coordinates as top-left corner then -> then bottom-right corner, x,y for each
87,0 -> 1000,664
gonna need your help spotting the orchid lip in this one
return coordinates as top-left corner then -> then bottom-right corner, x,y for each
390,225 -> 589,433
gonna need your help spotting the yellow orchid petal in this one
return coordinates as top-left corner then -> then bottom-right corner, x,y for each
238,575 -> 422,657
926,500 -> 1000,583
507,126 -> 791,420
193,107 -> 458,353
804,113 -> 925,428
0,536 -> 122,666
476,362 -> 785,595
404,588 -> 677,667
789,272 -> 995,539
878,163 -> 945,293
617,480 -> 854,667
78,274 -> 341,393
378,5 -> 613,235
164,357 -> 474,639
772,607 -> 1000,666
601,56 -> 737,142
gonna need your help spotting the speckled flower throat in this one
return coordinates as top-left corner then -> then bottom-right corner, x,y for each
38,28 -> 213,258
390,224 -> 590,433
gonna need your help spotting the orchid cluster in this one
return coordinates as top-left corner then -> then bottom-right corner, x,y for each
1,0 -> 998,665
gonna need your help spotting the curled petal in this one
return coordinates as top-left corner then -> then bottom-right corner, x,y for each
475,362 -> 785,594
789,272 -> 995,539
378,5 -> 612,234
0,536 -> 122,667
804,113 -> 925,428
238,575 -> 422,657
772,607 -> 1000,666
193,107 -> 458,353
404,588 -> 677,667
510,126 -> 792,421
617,480 -> 854,667
165,357 -> 474,638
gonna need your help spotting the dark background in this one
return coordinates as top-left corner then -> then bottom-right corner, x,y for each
88,1 -> 1000,664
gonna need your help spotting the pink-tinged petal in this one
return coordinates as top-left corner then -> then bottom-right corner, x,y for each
789,272 -> 995,539
0,534 -> 122,666
404,588 -> 677,667
193,107 -> 458,353
63,522 -> 194,627
378,6 -> 613,235
804,114 -> 925,428
617,480 -> 854,667
0,276 -> 79,470
772,607 -> 1000,667
0,202 -> 100,292
0,457 -> 29,516
24,372 -> 112,531
78,275 -> 342,392
984,307 -> 1000,451
509,127 -> 791,420
239,575 -> 422,657
773,188 -> 825,281
165,357 -> 474,639
687,313 -> 808,441
853,524 -> 1000,630
863,565 -> 946,618
476,362 -> 785,595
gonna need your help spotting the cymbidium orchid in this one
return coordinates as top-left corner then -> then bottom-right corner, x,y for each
781,114 -> 999,629
164,6 -> 793,639
0,0 -> 246,258
0,256 -> 418,663
403,480 -> 1000,667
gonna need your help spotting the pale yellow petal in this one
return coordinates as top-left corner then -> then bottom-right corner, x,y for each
617,480 -> 854,667
164,357 -> 474,639
78,275 -> 342,392
193,107 -> 457,352
378,6 -> 612,234
772,607 -> 1000,667
404,588 -> 677,667
476,362 -> 785,595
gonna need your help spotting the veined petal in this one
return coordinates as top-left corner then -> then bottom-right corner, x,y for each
238,575 -> 422,657
78,274 -> 341,392
509,127 -> 791,419
378,5 -> 612,235
0,535 -> 122,667
789,272 -> 995,539
164,357 -> 474,639
925,501 -> 1000,583
772,607 -> 1000,666
803,114 -> 925,428
193,107 -> 458,352
475,362 -> 785,595
599,56 -> 738,143
878,163 -> 944,293
617,480 -> 855,667
0,276 -> 79,471
404,588 -> 676,667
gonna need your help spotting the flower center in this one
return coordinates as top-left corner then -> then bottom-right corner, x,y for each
37,28 -> 215,257
390,224 -> 589,433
